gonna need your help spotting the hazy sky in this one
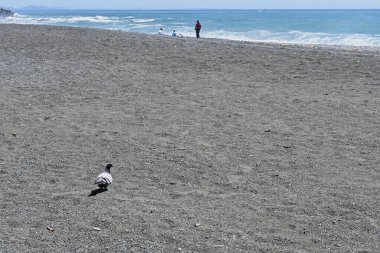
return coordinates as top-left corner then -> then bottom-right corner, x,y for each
2,0 -> 380,9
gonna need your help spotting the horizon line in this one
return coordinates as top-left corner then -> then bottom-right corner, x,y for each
9,7 -> 380,11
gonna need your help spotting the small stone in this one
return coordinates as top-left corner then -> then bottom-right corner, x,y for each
47,226 -> 54,231
93,227 -> 101,231
195,223 -> 201,227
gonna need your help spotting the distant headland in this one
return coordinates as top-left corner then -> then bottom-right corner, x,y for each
0,8 -> 14,17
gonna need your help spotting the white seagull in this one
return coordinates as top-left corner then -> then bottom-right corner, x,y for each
94,164 -> 113,190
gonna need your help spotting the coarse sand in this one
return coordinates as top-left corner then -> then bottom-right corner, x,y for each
0,24 -> 379,252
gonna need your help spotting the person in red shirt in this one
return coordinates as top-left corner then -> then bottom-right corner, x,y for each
195,20 -> 202,38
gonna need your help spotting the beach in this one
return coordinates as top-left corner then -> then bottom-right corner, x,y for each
0,24 -> 379,252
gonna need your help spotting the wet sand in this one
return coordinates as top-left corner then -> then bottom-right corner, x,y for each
0,24 -> 379,252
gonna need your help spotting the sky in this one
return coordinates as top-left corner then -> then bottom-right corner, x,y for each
1,0 -> 380,10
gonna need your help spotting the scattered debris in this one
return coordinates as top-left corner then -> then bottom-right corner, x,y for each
47,226 -> 55,232
93,227 -> 101,231
195,223 -> 201,227
264,129 -> 271,132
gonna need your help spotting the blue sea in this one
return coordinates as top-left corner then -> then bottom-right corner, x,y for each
2,9 -> 380,47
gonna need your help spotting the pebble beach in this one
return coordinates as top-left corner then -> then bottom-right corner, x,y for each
0,24 -> 379,252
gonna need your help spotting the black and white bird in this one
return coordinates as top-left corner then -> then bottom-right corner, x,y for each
94,164 -> 113,190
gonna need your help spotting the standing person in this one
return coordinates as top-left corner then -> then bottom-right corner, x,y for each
195,20 -> 201,39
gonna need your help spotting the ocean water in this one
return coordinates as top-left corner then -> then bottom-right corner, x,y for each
1,9 -> 380,47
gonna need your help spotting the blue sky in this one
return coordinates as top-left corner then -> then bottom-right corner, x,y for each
2,0 -> 380,9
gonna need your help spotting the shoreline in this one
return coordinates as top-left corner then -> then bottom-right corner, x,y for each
1,24 -> 379,252
2,23 -> 380,53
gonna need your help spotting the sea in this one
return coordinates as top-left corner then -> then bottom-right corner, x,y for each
1,9 -> 380,47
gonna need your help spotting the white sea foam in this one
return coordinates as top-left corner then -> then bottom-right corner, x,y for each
201,29 -> 380,47
130,24 -> 162,29
59,15 -> 121,23
12,13 -> 25,17
0,15 -> 39,24
0,15 -> 122,25
132,19 -> 155,23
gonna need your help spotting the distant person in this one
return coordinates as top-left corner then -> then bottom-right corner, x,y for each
172,30 -> 177,37
158,27 -> 164,35
195,20 -> 202,39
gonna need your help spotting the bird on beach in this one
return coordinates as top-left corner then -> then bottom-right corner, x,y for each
94,164 -> 113,190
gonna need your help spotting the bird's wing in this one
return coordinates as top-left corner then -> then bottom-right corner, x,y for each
95,172 -> 113,185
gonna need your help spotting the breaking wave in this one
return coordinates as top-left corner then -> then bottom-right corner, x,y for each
1,14 -> 123,24
132,19 -> 155,23
200,29 -> 380,47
